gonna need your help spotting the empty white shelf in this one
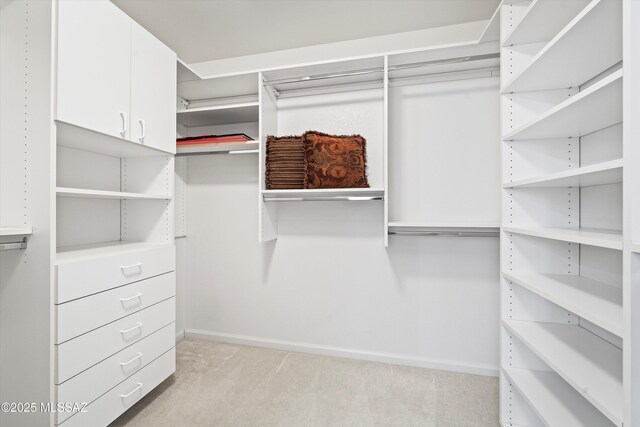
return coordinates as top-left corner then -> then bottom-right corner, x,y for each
504,70 -> 622,141
176,141 -> 258,156
388,221 -> 499,237
503,320 -> 622,426
502,0 -> 622,93
631,243 -> 640,254
0,227 -> 32,237
503,226 -> 622,250
56,187 -> 171,200
503,159 -> 622,188
503,272 -> 622,337
176,102 -> 259,127
56,241 -> 173,264
502,0 -> 590,47
262,188 -> 384,202
56,121 -> 172,158
504,368 -> 615,427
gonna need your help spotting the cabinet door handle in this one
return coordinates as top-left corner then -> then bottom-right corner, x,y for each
120,262 -> 142,276
120,352 -> 143,367
120,292 -> 143,303
120,112 -> 127,138
138,119 -> 145,143
120,322 -> 143,335
120,382 -> 143,399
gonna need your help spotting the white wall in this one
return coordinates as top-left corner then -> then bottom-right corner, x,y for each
182,152 -> 500,375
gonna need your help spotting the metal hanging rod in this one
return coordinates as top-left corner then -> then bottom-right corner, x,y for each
262,53 -> 499,87
0,237 -> 28,251
388,226 -> 499,237
263,196 -> 383,202
176,149 -> 258,157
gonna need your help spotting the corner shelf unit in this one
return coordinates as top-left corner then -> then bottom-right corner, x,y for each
502,0 -> 622,93
499,0 -> 630,425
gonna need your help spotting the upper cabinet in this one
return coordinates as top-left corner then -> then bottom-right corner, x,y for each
130,24 -> 177,153
56,0 -> 131,140
56,0 -> 176,154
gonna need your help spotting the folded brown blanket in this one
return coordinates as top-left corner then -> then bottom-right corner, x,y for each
265,135 -> 307,189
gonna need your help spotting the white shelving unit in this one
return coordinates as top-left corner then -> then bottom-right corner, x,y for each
504,320 -> 622,425
504,70 -> 622,141
177,102 -> 258,127
503,272 -> 622,337
504,368 -> 615,427
176,140 -> 258,156
0,227 -> 32,237
262,188 -> 384,202
502,0 -> 591,47
502,0 -> 622,93
56,187 -> 171,200
503,226 -> 623,250
503,159 -> 622,188
500,1 -> 628,425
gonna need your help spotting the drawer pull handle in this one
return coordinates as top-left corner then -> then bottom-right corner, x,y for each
120,322 -> 143,335
120,292 -> 143,303
120,352 -> 143,367
120,262 -> 143,276
120,382 -> 143,399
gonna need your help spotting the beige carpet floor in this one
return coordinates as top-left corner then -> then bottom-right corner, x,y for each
110,338 -> 499,427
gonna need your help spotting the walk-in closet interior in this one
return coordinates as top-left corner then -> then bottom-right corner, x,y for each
0,0 -> 638,426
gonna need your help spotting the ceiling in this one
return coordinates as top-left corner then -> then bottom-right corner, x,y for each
112,0 -> 500,64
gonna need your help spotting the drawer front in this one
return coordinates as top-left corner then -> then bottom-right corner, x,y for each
56,323 -> 174,424
58,347 -> 175,427
57,272 -> 175,343
56,244 -> 175,303
56,298 -> 175,384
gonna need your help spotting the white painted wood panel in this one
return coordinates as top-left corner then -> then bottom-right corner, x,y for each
56,0 -> 131,139
130,22 -> 177,153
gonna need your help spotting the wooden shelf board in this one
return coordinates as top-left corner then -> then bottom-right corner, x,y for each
56,241 -> 173,265
504,368 -> 616,427
56,121 -> 173,158
504,70 -> 622,141
56,187 -> 171,201
262,188 -> 384,201
176,102 -> 259,127
503,272 -> 622,337
502,0 -> 622,93
503,159 -> 622,188
176,141 -> 258,156
502,0 -> 590,47
503,320 -> 622,426
0,227 -> 32,237
502,226 -> 622,250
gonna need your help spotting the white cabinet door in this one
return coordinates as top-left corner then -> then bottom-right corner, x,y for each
130,23 -> 176,153
56,0 -> 131,139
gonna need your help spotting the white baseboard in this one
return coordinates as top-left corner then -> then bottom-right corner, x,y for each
175,328 -> 185,342
183,328 -> 498,377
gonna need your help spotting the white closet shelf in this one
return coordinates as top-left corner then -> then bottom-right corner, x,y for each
503,226 -> 622,250
631,243 -> 640,254
0,227 -> 32,237
504,70 -> 622,141
502,0 -> 590,47
176,102 -> 259,127
503,159 -> 622,188
503,368 -> 616,427
388,221 -> 499,237
502,0 -> 621,93
56,187 -> 171,200
56,121 -> 173,158
176,141 -> 258,156
262,188 -> 384,202
503,272 -> 622,337
503,320 -> 622,426
56,241 -> 173,264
